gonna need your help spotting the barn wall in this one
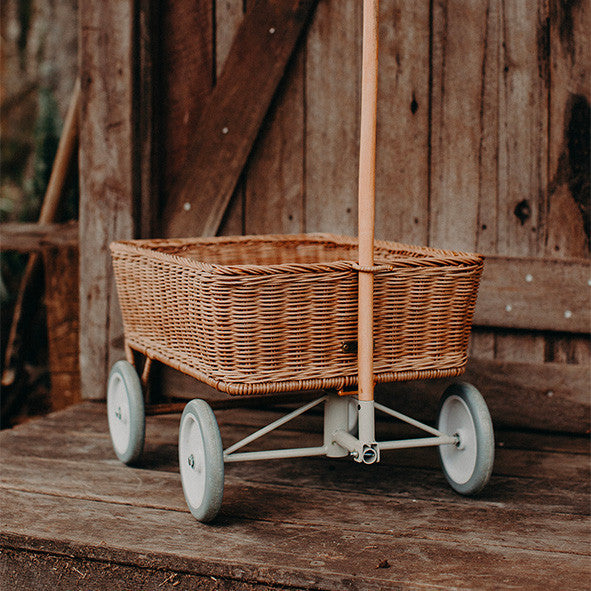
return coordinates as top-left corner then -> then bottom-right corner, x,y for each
80,0 -> 589,430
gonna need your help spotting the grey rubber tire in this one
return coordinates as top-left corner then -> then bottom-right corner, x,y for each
437,382 -> 494,495
179,399 -> 224,522
107,360 -> 145,465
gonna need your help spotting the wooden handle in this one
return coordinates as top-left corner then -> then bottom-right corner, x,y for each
39,77 -> 80,224
358,0 -> 379,262
357,0 -> 379,404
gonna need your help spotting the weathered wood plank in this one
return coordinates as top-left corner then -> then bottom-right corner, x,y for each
244,46 -> 305,234
138,0 -> 158,239
380,356 -> 590,434
492,0 -> 551,366
546,0 -> 590,258
3,403 -> 589,502
430,0 -> 494,252
474,255 -> 591,333
79,1 -> 136,399
1,455 -> 588,555
216,0 -> 246,238
42,245 -> 81,411
0,222 -> 78,252
155,0 -> 215,400
2,489 -> 590,591
545,0 -> 591,364
163,0 -> 318,238
159,0 -> 214,203
18,402 -> 589,458
305,0 -> 361,234
497,0 -> 548,257
4,416 -> 589,498
216,0 -> 245,74
374,0 -> 429,244
473,0 -> 500,256
242,0 -> 307,236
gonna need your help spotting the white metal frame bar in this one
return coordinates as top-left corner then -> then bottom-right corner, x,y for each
221,393 -> 458,465
224,446 -> 327,463
223,395 -> 327,460
379,436 -> 456,451
374,401 -> 447,438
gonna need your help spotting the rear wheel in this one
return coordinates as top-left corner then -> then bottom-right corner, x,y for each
438,383 -> 494,495
179,399 -> 224,522
107,360 -> 145,465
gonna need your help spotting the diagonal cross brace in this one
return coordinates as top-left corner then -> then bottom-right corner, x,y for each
164,0 -> 319,238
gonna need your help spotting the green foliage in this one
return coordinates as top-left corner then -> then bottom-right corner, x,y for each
20,86 -> 61,221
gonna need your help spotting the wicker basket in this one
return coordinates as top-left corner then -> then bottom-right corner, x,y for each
111,233 -> 483,396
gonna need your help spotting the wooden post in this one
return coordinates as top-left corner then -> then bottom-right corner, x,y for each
357,0 -> 379,405
79,2 -> 137,398
43,244 -> 81,411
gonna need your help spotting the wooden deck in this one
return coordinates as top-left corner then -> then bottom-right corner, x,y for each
1,400 -> 589,590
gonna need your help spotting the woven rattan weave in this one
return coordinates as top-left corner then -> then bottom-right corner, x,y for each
111,233 -> 483,396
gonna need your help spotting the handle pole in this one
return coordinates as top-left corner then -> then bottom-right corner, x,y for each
357,0 -> 379,405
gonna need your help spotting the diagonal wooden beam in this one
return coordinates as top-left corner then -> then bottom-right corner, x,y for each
163,0 -> 318,238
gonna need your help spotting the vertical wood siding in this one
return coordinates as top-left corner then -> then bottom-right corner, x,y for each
80,0 -> 589,398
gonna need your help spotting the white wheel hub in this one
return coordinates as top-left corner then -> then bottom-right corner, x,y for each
180,414 -> 207,508
439,395 -> 477,485
108,373 -> 131,455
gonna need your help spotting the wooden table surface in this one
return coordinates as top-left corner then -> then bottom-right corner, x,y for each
1,401 -> 589,590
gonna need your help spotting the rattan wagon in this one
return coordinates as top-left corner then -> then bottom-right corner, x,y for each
106,0 -> 494,523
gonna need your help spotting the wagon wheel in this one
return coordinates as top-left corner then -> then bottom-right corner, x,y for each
437,383 -> 494,495
107,360 -> 145,465
179,399 -> 225,522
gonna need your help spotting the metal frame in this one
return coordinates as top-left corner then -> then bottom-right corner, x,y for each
222,392 -> 458,465
127,346 -> 458,465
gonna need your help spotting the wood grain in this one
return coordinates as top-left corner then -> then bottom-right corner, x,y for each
474,255 -> 591,332
138,0 -> 158,239
1,455 -> 588,554
42,245 -> 81,411
163,0 -> 318,238
544,0 -> 591,364
244,46 -> 305,234
430,0 -> 494,252
305,0 -> 361,234
216,0 -> 245,74
159,0 -> 214,201
1,403 -> 590,590
3,489 -> 588,591
79,1 -> 136,399
0,222 -> 78,252
546,0 -> 590,258
374,0 -> 429,244
216,0 -> 246,237
497,0 -> 548,257
379,356 -> 590,434
494,0 -> 550,363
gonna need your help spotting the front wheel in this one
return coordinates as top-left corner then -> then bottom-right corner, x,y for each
437,383 -> 494,495
179,399 -> 224,522
107,360 -> 145,465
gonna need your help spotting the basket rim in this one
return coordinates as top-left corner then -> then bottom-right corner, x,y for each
110,233 -> 484,276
